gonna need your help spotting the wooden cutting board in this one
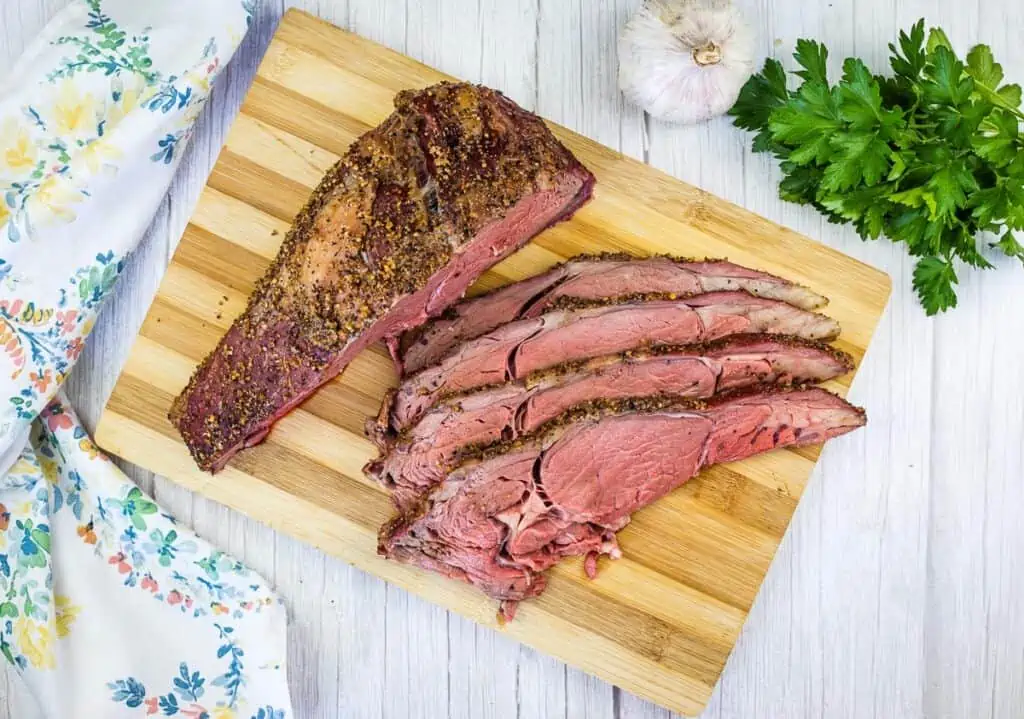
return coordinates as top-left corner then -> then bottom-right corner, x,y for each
95,9 -> 890,715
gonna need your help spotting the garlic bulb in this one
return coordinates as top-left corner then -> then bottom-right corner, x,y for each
618,0 -> 756,124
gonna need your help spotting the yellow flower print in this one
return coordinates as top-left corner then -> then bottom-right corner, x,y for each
74,135 -> 121,175
8,457 -> 38,477
0,199 -> 9,227
39,456 -> 58,484
184,69 -> 212,96
78,435 -> 101,460
0,118 -> 37,174
15,617 -> 55,669
25,173 -> 82,225
211,706 -> 236,719
106,76 -> 147,130
55,595 -> 81,638
51,78 -> 98,137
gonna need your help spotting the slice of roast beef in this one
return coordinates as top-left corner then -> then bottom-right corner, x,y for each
396,254 -> 829,374
379,387 -> 865,616
382,291 -> 840,436
367,335 -> 853,511
169,82 -> 594,472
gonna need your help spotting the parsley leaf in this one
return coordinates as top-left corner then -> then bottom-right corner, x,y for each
973,109 -> 1021,166
921,46 -> 974,106
824,132 -> 892,190
995,231 -> 1024,265
926,158 -> 978,221
966,44 -> 1003,87
769,82 -> 842,165
913,256 -> 959,315
889,20 -> 927,81
998,84 -> 1022,108
729,58 -> 789,153
730,19 -> 1024,314
794,39 -> 829,85
838,59 -> 890,129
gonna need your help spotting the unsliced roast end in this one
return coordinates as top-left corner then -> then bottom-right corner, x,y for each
172,94 -> 594,473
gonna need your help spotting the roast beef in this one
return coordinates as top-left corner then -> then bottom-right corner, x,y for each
379,387 -> 866,617
397,254 -> 830,374
382,291 -> 840,435
169,82 -> 594,471
367,335 -> 853,511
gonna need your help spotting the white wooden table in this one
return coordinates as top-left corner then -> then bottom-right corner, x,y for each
4,1 -> 1024,717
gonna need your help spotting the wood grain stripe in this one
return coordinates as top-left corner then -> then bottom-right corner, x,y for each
208,149 -> 309,222
274,11 -> 447,93
258,40 -> 398,127
191,187 -> 289,259
243,76 -> 373,157
532,575 -> 726,686
225,112 -> 340,187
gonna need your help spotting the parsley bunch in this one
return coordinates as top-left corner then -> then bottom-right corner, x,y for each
729,20 -> 1024,314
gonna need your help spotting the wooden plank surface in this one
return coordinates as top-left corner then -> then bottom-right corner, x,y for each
6,1 -> 1024,718
87,9 -> 889,716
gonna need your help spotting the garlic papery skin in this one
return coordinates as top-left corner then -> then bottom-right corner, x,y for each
618,0 -> 756,124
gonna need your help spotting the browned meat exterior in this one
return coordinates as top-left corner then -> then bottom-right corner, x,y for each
397,254 -> 830,374
379,387 -> 866,616
367,335 -> 853,511
382,291 -> 840,435
169,82 -> 595,471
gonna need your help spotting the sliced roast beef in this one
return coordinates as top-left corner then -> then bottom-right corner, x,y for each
367,335 -> 853,511
169,82 -> 594,471
380,387 -> 865,616
382,291 -> 840,435
397,254 -> 829,374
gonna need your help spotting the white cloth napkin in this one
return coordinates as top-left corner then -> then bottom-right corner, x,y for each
0,1 -> 293,716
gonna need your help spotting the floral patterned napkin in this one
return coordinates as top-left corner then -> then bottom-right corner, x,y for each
0,1 -> 292,716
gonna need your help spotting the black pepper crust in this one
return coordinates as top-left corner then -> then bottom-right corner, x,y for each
415,254 -> 735,324
370,332 -> 855,446
421,254 -> 737,321
170,82 -> 594,471
519,332 -> 855,385
453,383 -> 865,468
396,253 -> 827,360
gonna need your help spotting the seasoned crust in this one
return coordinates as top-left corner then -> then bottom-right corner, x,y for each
368,332 -> 855,448
170,82 -> 594,471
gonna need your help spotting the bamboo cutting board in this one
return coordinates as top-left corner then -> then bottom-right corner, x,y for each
95,9 -> 890,715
